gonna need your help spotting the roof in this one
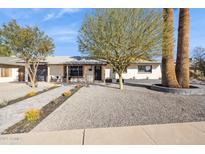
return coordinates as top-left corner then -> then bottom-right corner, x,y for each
132,59 -> 161,64
0,56 -> 24,66
45,56 -> 107,65
0,56 -> 161,66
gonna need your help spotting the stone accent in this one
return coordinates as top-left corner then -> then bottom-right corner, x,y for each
151,84 -> 205,95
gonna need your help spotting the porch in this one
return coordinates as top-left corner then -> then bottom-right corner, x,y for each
47,64 -> 106,83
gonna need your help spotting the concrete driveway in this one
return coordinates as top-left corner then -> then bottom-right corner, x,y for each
0,84 -> 73,134
0,82 -> 54,102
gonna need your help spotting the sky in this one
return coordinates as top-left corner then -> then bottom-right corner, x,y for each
0,8 -> 204,57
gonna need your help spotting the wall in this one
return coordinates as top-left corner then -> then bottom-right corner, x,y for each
48,63 -> 162,82
104,65 -> 113,79
104,64 -> 162,80
101,65 -> 106,82
50,65 -> 64,76
84,65 -> 94,83
0,68 -> 19,82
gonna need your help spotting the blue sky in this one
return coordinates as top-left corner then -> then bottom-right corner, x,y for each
0,8 -> 204,57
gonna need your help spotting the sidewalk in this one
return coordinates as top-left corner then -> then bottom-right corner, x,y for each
0,85 -> 73,133
0,121 -> 205,144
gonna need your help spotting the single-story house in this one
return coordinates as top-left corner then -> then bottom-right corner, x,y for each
0,56 -> 162,83
0,56 -> 25,83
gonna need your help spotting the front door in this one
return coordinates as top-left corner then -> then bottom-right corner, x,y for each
36,65 -> 47,81
94,66 -> 102,80
18,67 -> 25,82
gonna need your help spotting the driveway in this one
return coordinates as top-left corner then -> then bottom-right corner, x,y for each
32,83 -> 205,132
0,82 -> 55,102
0,84 -> 73,133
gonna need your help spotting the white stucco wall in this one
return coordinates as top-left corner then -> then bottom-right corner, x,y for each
84,65 -> 94,82
50,65 -> 64,76
0,68 -> 19,82
104,64 -> 161,80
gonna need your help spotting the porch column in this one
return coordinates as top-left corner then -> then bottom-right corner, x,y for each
102,65 -> 106,83
66,65 -> 68,83
25,65 -> 29,82
47,65 -> 51,82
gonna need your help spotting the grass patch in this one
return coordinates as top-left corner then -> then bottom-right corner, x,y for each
1,85 -> 82,135
0,85 -> 60,109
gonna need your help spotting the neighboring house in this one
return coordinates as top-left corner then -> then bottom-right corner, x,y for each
0,56 -> 162,83
0,57 -> 24,83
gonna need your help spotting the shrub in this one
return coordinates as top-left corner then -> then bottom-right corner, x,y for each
105,78 -> 112,83
116,79 -> 124,83
62,90 -> 72,97
52,84 -> 60,88
25,108 -> 41,121
0,100 -> 8,107
26,91 -> 37,97
75,84 -> 82,89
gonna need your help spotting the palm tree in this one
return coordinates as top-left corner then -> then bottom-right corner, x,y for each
176,8 -> 190,88
161,8 -> 180,87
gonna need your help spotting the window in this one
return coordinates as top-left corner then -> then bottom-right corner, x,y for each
138,65 -> 152,73
0,68 -> 12,77
70,66 -> 83,77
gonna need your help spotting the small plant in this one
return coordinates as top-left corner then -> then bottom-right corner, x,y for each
25,108 -> 41,121
0,100 -> 8,107
26,91 -> 37,97
62,90 -> 72,97
52,84 -> 60,88
105,78 -> 112,83
75,84 -> 82,89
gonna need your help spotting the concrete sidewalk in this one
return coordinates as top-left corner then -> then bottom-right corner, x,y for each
0,121 -> 205,145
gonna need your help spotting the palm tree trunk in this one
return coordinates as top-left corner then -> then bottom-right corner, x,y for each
161,8 -> 179,88
176,8 -> 190,88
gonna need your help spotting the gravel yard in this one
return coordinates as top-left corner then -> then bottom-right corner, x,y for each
32,83 -> 205,132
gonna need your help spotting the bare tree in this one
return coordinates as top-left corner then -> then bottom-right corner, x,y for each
78,9 -> 162,90
0,20 -> 54,88
193,47 -> 205,77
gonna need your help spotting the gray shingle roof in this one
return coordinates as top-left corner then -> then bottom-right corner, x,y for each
0,56 -> 24,66
0,56 -> 161,66
132,60 -> 161,64
45,56 -> 107,65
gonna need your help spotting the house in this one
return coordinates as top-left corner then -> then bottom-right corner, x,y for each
0,56 -> 25,83
0,56 -> 162,83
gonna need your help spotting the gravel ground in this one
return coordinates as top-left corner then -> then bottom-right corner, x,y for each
32,83 -> 205,132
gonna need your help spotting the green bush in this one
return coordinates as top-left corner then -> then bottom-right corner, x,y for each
26,91 -> 37,97
25,108 -> 41,121
75,84 -> 82,89
105,78 -> 112,83
62,90 -> 72,97
0,100 -> 8,107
